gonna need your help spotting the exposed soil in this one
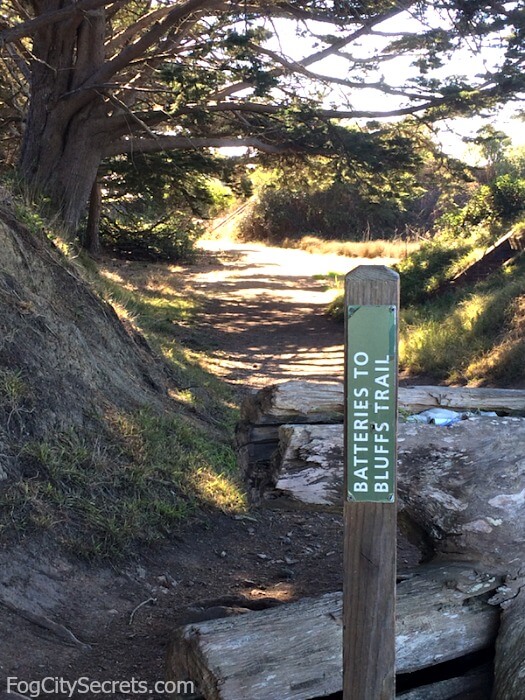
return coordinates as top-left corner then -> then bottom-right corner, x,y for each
0,238 -> 420,700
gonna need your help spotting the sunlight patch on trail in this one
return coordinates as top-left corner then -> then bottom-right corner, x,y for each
194,239 -> 398,386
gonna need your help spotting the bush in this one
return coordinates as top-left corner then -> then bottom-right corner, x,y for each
237,183 -> 408,243
395,240 -> 469,305
490,175 -> 525,218
100,207 -> 202,261
438,175 -> 525,242
399,257 -> 525,384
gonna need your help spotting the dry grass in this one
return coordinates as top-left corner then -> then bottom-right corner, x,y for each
280,235 -> 421,259
399,257 -> 525,385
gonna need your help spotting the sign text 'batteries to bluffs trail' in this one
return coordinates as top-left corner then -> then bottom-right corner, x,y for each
346,304 -> 397,503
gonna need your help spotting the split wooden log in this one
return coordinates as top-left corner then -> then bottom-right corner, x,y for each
272,423 -> 343,506
240,380 -> 525,425
492,578 -> 525,700
397,665 -> 492,699
238,382 -> 525,498
268,418 -> 525,573
167,563 -> 501,700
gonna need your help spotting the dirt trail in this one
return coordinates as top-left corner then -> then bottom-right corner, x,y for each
0,241 -> 409,700
183,239 -> 397,387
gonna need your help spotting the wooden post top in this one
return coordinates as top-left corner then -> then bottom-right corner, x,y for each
345,265 -> 399,306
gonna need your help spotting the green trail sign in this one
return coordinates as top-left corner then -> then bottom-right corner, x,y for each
346,304 -> 397,503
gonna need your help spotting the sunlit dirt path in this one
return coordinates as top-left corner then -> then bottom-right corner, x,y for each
190,239 -> 397,387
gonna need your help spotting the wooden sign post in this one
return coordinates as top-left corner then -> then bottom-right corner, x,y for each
343,265 -> 399,700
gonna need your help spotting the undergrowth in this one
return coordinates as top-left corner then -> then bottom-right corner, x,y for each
400,255 -> 525,384
326,254 -> 525,386
2,410 -> 243,560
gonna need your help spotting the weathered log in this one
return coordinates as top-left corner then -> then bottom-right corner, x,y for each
167,564 -> 500,700
273,423 -> 343,505
240,381 -> 344,425
397,665 -> 492,699
268,418 -> 525,572
240,381 -> 525,425
492,579 -> 525,700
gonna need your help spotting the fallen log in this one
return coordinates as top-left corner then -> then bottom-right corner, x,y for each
493,579 -> 525,700
272,423 -> 343,506
268,418 -> 525,573
167,564 -> 500,700
397,665 -> 492,699
240,381 -> 525,425
238,382 -> 525,498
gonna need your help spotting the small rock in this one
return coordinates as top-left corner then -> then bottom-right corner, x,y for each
277,568 -> 295,581
233,514 -> 258,523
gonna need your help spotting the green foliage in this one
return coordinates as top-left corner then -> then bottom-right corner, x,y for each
238,182 -> 408,243
2,410 -> 243,560
439,175 -> 525,239
100,207 -> 202,262
490,174 -> 525,218
400,256 -> 525,384
98,150 -> 245,260
237,121 -> 471,244
395,158 -> 525,383
396,241 -> 469,305
396,170 -> 525,306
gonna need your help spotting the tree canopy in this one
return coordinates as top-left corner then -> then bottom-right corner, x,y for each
1,0 -> 524,229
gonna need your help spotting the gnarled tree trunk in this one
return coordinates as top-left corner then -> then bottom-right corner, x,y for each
19,3 -> 108,231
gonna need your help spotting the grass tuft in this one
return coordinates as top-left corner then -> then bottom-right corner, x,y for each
0,242 -> 244,560
1,410 -> 245,560
280,235 -> 420,260
399,256 -> 525,384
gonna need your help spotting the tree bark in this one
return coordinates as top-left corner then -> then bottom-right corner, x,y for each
19,3 -> 107,232
398,666 -> 492,700
265,418 -> 525,572
84,178 -> 102,254
239,381 -> 525,426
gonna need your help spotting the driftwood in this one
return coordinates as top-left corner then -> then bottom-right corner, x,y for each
237,382 -> 525,498
397,665 -> 492,699
493,580 -> 525,700
272,423 -> 343,505
268,418 -> 525,571
167,564 -> 500,700
240,381 -> 525,426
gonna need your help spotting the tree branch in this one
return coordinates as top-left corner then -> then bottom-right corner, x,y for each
91,0 -> 218,85
104,5 -> 174,56
103,134 -> 320,157
246,41 -> 433,99
210,0 -> 417,100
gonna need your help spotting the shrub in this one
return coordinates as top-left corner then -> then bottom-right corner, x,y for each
490,175 -> 525,218
100,207 -> 202,262
237,183 -> 408,244
399,257 -> 525,384
395,240 -> 469,305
